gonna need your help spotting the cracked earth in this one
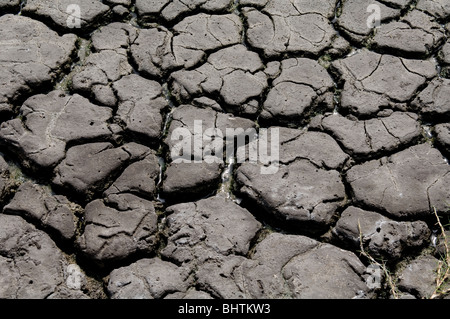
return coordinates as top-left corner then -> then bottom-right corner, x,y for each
0,0 -> 449,299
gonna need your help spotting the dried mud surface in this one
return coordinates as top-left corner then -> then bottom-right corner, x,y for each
0,0 -> 449,299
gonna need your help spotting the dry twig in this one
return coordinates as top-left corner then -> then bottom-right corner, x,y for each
430,207 -> 450,299
358,220 -> 399,299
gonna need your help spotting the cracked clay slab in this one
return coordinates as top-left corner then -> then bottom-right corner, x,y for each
260,57 -> 335,125
170,44 -> 269,116
332,49 -> 437,116
135,0 -> 234,22
161,195 -> 262,264
236,130 -> 349,233
0,91 -> 114,170
370,10 -> 445,59
22,0 -> 110,32
162,104 -> 256,201
346,143 -> 450,219
311,111 -> 422,160
0,214 -> 89,299
77,193 -> 159,265
242,0 -> 338,57
131,13 -> 243,77
1,0 -> 450,301
196,233 -> 373,299
337,0 -> 401,43
332,206 -> 430,260
52,142 -> 152,200
107,257 -> 194,299
0,14 -> 77,115
3,181 -> 81,241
